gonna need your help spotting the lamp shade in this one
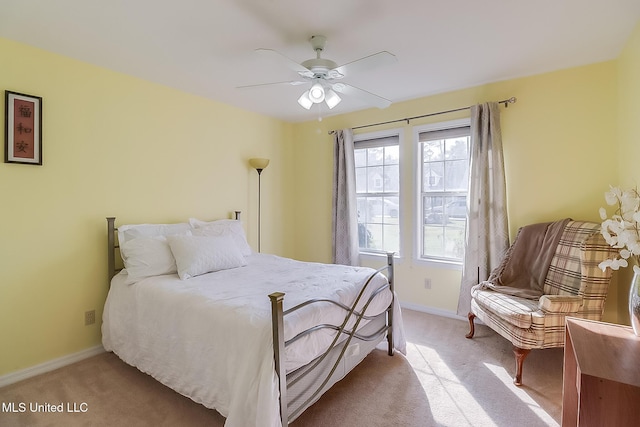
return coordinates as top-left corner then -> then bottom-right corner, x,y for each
297,91 -> 313,110
324,89 -> 341,109
308,83 -> 325,103
298,84 -> 341,111
249,158 -> 270,170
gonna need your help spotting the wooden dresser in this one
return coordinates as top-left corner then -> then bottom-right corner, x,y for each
562,317 -> 640,426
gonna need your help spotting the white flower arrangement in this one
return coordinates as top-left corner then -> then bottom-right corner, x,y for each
598,186 -> 640,274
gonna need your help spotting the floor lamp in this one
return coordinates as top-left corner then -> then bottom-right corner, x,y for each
249,158 -> 269,252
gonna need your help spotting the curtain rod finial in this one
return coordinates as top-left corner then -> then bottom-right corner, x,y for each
501,97 -> 517,108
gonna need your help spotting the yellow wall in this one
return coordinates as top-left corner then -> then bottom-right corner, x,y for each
2,21 -> 638,376
291,61 -> 619,320
615,20 -> 640,324
0,38 -> 295,376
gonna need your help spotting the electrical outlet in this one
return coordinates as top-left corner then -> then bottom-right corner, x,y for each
84,310 -> 96,326
424,278 -> 432,289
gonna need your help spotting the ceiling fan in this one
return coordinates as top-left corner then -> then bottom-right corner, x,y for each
238,35 -> 397,111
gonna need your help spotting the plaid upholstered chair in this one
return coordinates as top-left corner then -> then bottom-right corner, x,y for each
465,220 -> 616,385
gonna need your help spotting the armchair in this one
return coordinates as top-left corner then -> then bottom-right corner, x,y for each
466,220 -> 616,385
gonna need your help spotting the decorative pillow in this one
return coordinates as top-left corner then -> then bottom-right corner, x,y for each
120,236 -> 178,285
189,218 -> 252,256
167,234 -> 247,280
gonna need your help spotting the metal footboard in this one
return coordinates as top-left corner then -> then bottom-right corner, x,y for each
269,252 -> 396,426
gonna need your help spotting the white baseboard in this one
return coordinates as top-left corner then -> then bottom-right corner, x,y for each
399,301 -> 468,322
0,345 -> 105,388
400,301 -> 487,327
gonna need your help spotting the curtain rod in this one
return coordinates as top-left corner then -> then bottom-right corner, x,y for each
328,97 -> 517,134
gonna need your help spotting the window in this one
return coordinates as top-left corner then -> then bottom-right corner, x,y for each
417,120 -> 470,263
354,132 -> 400,254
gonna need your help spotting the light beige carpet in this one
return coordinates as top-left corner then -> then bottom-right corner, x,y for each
0,309 -> 562,426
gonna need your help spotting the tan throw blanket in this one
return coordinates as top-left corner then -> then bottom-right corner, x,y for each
480,218 -> 571,299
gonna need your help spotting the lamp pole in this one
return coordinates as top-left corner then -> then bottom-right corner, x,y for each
256,167 -> 263,252
249,158 -> 269,253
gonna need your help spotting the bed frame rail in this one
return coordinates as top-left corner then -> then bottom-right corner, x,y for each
269,252 -> 396,426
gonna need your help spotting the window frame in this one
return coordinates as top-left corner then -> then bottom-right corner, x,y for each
353,128 -> 403,258
413,118 -> 471,268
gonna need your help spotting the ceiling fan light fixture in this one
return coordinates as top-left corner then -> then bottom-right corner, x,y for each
308,83 -> 325,103
246,36 -> 397,114
324,89 -> 341,109
297,90 -> 313,109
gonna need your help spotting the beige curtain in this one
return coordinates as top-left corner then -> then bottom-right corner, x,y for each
332,129 -> 359,265
457,102 -> 510,316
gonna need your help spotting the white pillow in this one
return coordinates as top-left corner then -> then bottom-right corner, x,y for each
118,222 -> 191,247
116,222 -> 191,284
167,234 -> 247,280
120,236 -> 177,285
189,218 -> 252,256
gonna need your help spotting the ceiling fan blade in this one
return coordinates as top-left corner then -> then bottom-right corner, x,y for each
332,83 -> 392,109
255,48 -> 314,78
333,51 -> 397,77
236,80 -> 307,89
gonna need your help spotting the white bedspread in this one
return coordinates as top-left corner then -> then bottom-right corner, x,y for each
102,253 -> 406,427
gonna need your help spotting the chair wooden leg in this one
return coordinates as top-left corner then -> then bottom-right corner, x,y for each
465,312 -> 476,339
513,347 -> 531,386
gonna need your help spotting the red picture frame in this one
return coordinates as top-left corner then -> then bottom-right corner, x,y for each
5,91 -> 43,165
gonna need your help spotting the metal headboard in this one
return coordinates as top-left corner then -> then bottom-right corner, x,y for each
106,211 -> 242,286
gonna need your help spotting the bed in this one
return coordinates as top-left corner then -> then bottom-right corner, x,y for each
102,213 -> 406,427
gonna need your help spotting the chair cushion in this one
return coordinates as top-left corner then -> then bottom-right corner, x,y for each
471,284 -> 539,329
538,295 -> 582,313
470,299 -> 543,349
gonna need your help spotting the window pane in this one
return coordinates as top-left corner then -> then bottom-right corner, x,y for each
384,164 -> 399,192
445,137 -> 469,160
355,167 -> 367,193
367,197 -> 384,223
444,159 -> 469,191
422,222 -> 466,259
423,140 -> 443,161
367,166 -> 384,193
423,162 -> 444,191
423,225 -> 444,258
383,223 -> 399,253
357,197 -> 367,223
419,125 -> 470,262
443,224 -> 466,259
423,196 -> 467,225
367,147 -> 383,166
354,133 -> 400,254
384,196 -> 399,218
358,222 -> 373,249
423,195 -> 445,224
366,223 -> 383,250
354,149 -> 367,168
384,145 -> 399,165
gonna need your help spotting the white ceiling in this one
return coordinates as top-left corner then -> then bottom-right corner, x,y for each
1,1 -> 639,123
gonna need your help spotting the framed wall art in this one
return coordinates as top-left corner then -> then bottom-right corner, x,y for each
5,90 -> 43,165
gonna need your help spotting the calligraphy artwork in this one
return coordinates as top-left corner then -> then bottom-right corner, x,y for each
5,91 -> 42,165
